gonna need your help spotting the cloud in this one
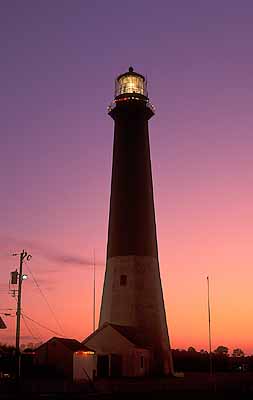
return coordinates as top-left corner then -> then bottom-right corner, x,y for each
42,252 -> 93,267
0,235 -> 104,268
1,335 -> 39,341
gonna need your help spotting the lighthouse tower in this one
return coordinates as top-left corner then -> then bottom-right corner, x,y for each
98,67 -> 173,375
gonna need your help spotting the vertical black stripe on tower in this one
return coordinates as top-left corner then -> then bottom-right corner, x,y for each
107,99 -> 157,259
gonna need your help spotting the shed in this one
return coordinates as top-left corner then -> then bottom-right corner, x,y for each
35,337 -> 93,379
73,350 -> 96,382
82,323 -> 151,377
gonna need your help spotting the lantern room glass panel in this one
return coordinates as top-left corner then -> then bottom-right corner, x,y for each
115,74 -> 146,97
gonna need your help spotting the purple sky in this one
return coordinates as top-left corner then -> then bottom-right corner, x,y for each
1,1 -> 253,352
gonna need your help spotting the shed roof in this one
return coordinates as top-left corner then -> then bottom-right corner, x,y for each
83,323 -> 148,349
35,337 -> 92,353
109,324 -> 144,347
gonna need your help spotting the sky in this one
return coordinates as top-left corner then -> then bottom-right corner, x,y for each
1,0 -> 253,354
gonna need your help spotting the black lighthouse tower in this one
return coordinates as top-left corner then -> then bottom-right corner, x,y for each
98,67 -> 173,375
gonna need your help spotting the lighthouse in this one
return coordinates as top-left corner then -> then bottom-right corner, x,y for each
83,67 -> 173,376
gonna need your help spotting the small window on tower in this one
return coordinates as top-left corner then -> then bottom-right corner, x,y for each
120,274 -> 127,286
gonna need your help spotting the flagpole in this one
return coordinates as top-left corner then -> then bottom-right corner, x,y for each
207,276 -> 212,377
93,249 -> 96,332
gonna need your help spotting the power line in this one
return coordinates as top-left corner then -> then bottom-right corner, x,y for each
22,313 -> 65,337
21,314 -> 42,342
24,261 -> 65,335
13,296 -> 55,341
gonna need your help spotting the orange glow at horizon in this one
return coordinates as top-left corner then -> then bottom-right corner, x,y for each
2,147 -> 253,355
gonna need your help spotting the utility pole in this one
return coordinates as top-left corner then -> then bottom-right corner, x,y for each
13,249 -> 32,382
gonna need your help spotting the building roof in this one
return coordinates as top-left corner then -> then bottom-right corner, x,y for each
54,338 -> 90,352
35,337 -> 92,353
109,324 -> 144,348
82,323 -> 149,349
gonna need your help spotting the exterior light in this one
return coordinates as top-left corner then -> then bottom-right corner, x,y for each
22,274 -> 28,280
75,351 -> 95,356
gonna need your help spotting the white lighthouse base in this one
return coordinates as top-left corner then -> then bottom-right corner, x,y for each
98,255 -> 173,375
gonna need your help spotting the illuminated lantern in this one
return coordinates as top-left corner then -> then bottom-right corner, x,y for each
115,66 -> 146,96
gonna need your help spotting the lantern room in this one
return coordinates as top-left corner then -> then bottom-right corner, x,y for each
115,67 -> 147,98
108,67 -> 155,115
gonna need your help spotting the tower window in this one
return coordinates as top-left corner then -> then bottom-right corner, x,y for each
120,274 -> 127,286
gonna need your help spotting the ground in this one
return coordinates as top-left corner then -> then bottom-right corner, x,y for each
1,373 -> 253,399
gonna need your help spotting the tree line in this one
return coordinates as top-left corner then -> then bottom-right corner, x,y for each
172,346 -> 253,372
1,343 -> 252,375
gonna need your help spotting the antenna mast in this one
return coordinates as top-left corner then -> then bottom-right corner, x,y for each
93,249 -> 96,332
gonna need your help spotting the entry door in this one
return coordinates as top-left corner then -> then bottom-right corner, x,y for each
97,355 -> 109,378
110,354 -> 122,377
